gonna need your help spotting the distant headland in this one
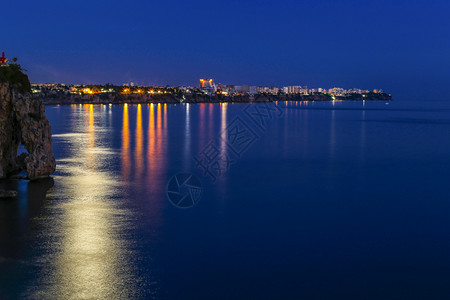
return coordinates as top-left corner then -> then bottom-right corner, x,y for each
32,79 -> 392,105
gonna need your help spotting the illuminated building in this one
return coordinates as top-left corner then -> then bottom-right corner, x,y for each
199,79 -> 214,89
199,79 -> 216,94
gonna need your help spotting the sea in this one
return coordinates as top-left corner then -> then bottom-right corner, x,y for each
2,100 -> 450,299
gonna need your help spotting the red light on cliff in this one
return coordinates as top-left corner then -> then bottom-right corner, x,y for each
0,52 -> 6,64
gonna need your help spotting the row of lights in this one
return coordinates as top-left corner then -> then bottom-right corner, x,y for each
122,89 -> 165,94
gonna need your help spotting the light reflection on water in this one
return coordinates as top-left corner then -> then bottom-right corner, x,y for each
122,104 -> 131,180
135,104 -> 144,178
3,101 -> 450,299
27,104 -> 141,299
183,103 -> 191,171
220,103 -> 228,157
2,103 -> 172,299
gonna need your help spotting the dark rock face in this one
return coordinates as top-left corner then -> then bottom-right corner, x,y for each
0,80 -> 56,179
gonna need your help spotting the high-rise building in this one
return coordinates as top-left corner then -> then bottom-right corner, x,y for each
199,79 -> 216,94
200,79 -> 215,89
283,85 -> 303,94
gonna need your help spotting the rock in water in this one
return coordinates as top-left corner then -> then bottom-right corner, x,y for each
0,66 -> 56,179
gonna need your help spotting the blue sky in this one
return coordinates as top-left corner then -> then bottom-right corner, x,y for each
2,0 -> 449,100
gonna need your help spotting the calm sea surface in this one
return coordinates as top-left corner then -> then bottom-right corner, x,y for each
2,100 -> 450,299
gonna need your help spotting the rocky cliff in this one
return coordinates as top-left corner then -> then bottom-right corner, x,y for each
0,66 -> 55,179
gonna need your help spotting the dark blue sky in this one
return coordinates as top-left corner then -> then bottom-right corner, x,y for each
2,0 -> 449,100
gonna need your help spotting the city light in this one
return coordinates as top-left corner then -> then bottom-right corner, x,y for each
30,81 -> 390,102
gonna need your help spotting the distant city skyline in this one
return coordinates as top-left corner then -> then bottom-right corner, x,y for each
31,81 -> 388,100
31,81 -> 385,95
1,0 -> 449,101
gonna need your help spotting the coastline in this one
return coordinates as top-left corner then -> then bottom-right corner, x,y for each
38,92 -> 392,105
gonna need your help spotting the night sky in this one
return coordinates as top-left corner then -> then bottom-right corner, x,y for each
2,0 -> 449,100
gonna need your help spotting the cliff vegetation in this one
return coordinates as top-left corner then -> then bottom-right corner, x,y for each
0,64 -> 31,93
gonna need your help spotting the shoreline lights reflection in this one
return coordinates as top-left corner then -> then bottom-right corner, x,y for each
147,103 -> 167,194
122,104 -> 130,179
136,104 -> 143,178
33,104 -> 138,298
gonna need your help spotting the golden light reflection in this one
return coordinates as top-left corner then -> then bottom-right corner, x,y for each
135,105 -> 143,177
157,103 -> 162,131
146,103 -> 168,219
55,175 -> 130,299
148,104 -> 156,177
122,104 -> 130,179
163,104 -> 167,128
41,105 -> 137,299
81,104 -> 97,170
157,104 -> 162,155
88,105 -> 95,148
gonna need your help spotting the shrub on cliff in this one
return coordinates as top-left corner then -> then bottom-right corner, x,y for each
0,64 -> 31,93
